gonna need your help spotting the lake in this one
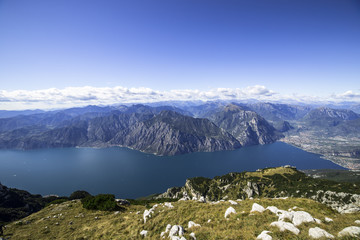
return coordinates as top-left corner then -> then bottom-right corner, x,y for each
0,142 -> 344,199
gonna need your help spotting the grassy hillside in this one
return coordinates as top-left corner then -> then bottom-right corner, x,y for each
2,197 -> 360,239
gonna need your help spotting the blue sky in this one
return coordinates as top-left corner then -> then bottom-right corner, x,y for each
0,0 -> 359,109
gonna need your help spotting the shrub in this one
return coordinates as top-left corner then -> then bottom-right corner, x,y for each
69,190 -> 92,200
81,194 -> 118,211
47,198 -> 69,205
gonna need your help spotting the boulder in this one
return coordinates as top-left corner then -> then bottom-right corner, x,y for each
165,224 -> 172,232
355,220 -> 360,224
266,206 -> 279,214
229,200 -> 238,205
140,230 -> 148,237
169,225 -> 180,237
270,221 -> 300,235
143,204 -> 158,223
188,221 -> 201,228
251,203 -> 265,213
308,227 -> 334,239
115,199 -> 130,205
224,207 -> 236,218
169,225 -> 184,237
189,232 -> 196,240
292,211 -> 315,226
324,217 -> 333,223
314,218 -> 321,224
256,230 -> 272,240
198,196 -> 206,203
277,210 -> 293,222
143,209 -> 153,223
338,226 -> 360,238
164,202 -> 174,208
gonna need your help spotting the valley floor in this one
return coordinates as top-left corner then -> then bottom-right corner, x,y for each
280,132 -> 360,170
2,198 -> 360,239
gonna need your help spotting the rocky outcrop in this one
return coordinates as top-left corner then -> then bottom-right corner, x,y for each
310,190 -> 360,213
243,181 -> 260,198
156,167 -> 360,213
207,104 -> 283,146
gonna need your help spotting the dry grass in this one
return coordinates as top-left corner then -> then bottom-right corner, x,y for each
3,198 -> 360,239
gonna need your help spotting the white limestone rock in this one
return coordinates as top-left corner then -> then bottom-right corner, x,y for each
325,217 -> 333,223
251,203 -> 265,213
277,210 -> 294,222
169,225 -> 184,237
355,220 -> 360,224
198,196 -> 206,203
256,230 -> 272,240
308,227 -> 334,239
188,221 -> 201,228
229,200 -> 238,205
143,204 -> 159,223
164,202 -> 174,208
270,221 -> 300,235
338,226 -> 360,238
140,230 -> 148,237
189,232 -> 196,240
224,207 -> 236,218
165,224 -> 172,233
169,225 -> 179,237
143,209 -> 153,223
266,206 -> 279,214
292,211 -> 315,226
314,218 -> 322,224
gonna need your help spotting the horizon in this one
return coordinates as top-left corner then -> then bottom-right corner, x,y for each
1,0 -> 359,110
1,85 -> 360,111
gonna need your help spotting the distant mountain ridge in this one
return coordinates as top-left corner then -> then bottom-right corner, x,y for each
0,102 -> 359,162
0,103 -> 283,155
206,104 -> 282,146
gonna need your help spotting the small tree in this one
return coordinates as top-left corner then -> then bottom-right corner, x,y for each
81,194 -> 118,211
69,190 -> 91,200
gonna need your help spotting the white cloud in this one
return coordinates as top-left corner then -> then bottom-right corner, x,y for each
0,85 -> 359,110
335,90 -> 360,99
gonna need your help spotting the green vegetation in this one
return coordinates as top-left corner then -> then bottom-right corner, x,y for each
81,194 -> 119,211
303,169 -> 360,183
46,198 -> 69,206
181,167 -> 360,203
69,190 -> 91,200
2,198 -> 360,239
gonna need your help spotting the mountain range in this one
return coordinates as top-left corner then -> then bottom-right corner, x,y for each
0,103 -> 282,155
0,101 -> 359,167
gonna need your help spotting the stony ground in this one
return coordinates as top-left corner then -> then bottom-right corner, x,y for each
2,197 -> 360,239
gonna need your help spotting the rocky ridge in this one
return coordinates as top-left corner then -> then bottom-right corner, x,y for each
157,167 -> 360,214
206,104 -> 283,146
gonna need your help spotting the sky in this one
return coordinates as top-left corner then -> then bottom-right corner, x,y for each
0,0 -> 359,110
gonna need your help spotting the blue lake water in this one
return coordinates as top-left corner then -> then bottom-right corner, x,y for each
0,142 -> 344,199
